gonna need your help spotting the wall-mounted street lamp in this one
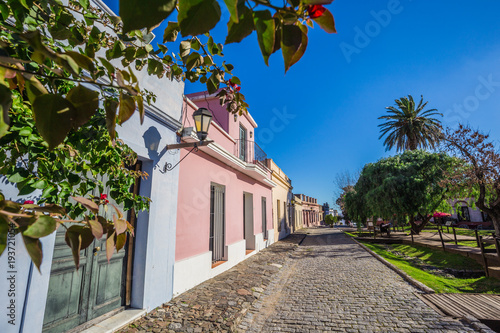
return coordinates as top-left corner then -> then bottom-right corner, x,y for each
192,107 -> 212,140
163,107 -> 214,172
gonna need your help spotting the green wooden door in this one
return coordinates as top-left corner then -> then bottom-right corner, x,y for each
43,181 -> 130,332
42,230 -> 128,333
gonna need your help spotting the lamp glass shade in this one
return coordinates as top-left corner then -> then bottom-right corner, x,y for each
192,107 -> 213,141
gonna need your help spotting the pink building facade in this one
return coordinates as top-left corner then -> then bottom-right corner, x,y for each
295,194 -> 322,227
173,91 -> 276,295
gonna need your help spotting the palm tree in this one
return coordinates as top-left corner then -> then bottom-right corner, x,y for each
378,95 -> 442,152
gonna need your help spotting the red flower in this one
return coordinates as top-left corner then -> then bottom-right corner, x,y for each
308,5 -> 326,19
100,193 -> 107,200
105,199 -> 109,204
228,79 -> 241,92
23,200 -> 34,204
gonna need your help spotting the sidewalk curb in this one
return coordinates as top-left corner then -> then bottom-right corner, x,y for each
348,234 -> 436,294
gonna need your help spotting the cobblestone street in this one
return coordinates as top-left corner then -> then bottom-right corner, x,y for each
121,228 -> 486,332
240,228 -> 480,333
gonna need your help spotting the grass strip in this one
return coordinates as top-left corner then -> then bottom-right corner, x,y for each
361,242 -> 500,294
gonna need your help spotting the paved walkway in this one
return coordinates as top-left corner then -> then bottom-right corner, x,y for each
240,228 -> 479,333
119,228 -> 484,332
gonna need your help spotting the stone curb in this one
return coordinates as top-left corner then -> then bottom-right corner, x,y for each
347,233 -> 436,294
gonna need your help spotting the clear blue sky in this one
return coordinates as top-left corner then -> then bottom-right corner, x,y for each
104,0 -> 500,209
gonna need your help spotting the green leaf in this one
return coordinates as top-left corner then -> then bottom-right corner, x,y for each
0,215 -> 9,256
204,55 -> 214,66
312,8 -> 336,33
25,77 -> 48,104
99,57 -> 115,75
56,54 -> 81,75
71,196 -> 99,213
19,127 -> 32,136
65,226 -> 81,269
80,0 -> 90,9
106,231 -> 115,262
0,85 -> 11,139
179,40 -> 191,58
225,6 -> 254,44
207,73 -> 219,94
21,31 -> 57,62
118,93 -> 136,125
7,171 -> 26,183
229,76 -> 240,84
223,0 -> 239,23
22,235 -> 43,272
18,182 -> 36,196
104,98 -> 118,140
1,200 -> 20,213
32,179 -> 48,189
178,0 -> 221,37
281,24 -> 303,73
48,24 -> 72,40
147,58 -> 164,76
66,85 -> 99,128
184,52 -> 203,71
32,94 -> 76,150
190,38 -> 201,51
19,0 -> 30,9
223,62 -> 234,72
114,216 -> 127,235
0,2 -> 9,21
89,219 -> 104,239
135,95 -> 144,124
272,21 -> 281,54
33,204 -> 66,215
120,0 -> 176,33
163,21 -> 179,42
23,215 -> 56,239
115,233 -> 126,251
106,40 -> 126,60
253,10 -> 275,66
290,24 -> 308,68
80,227 -> 94,250
41,185 -> 56,199
65,51 -> 95,73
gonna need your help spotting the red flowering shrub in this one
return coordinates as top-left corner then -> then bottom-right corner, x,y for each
100,193 -> 107,200
308,5 -> 326,19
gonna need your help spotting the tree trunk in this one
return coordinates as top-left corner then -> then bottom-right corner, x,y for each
475,196 -> 500,237
409,213 -> 432,235
490,213 -> 500,237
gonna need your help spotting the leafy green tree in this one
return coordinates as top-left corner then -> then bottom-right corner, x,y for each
443,125 -> 500,236
324,214 -> 334,226
378,95 -> 443,152
345,150 -> 460,234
